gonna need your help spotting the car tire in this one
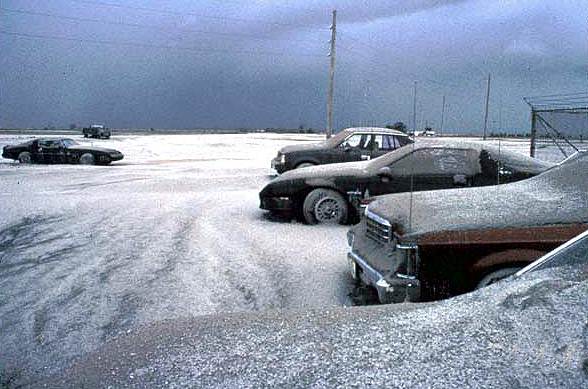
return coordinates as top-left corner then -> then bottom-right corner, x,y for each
79,153 -> 95,165
17,151 -> 32,164
296,162 -> 315,169
476,267 -> 521,289
302,188 -> 348,225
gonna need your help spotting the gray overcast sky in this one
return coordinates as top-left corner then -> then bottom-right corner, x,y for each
1,0 -> 587,132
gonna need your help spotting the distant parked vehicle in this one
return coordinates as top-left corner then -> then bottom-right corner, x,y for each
82,124 -> 111,139
2,138 -> 124,165
347,151 -> 588,304
260,140 -> 554,224
271,127 -> 413,174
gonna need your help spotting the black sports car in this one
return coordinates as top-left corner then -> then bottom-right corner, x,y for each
260,140 -> 554,224
271,127 -> 413,173
2,138 -> 124,165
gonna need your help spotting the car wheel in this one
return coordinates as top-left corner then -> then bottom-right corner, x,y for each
296,162 -> 315,169
17,151 -> 32,164
302,188 -> 348,224
476,267 -> 521,289
79,153 -> 95,165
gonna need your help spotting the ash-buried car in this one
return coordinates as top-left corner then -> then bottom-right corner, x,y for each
260,140 -> 553,224
271,127 -> 413,174
347,151 -> 588,304
2,138 -> 124,165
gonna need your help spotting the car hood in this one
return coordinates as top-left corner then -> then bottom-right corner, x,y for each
273,160 -> 371,182
68,145 -> 121,154
279,142 -> 328,154
367,153 -> 588,241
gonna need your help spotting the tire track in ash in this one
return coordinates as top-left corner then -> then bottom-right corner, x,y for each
184,192 -> 293,313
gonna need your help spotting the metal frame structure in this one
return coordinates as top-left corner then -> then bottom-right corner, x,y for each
524,92 -> 588,157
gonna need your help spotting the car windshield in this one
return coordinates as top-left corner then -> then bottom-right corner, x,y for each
61,139 -> 77,147
517,231 -> 588,276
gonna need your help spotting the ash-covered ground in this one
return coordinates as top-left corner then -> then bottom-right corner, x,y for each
0,133 -> 583,386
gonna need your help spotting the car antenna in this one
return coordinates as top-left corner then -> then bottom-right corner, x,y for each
408,81 -> 418,232
497,138 -> 501,186
408,136 -> 416,233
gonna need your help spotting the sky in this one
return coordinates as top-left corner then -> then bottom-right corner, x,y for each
1,0 -> 587,133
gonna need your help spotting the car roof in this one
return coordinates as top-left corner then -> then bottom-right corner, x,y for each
341,127 -> 410,137
37,138 -> 73,142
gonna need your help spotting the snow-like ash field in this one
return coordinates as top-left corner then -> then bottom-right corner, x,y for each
0,132 -> 583,385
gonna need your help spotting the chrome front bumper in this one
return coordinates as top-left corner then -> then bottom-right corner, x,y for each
348,251 -> 421,304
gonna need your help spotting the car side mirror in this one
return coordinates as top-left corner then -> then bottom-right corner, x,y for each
343,145 -> 352,152
377,166 -> 393,181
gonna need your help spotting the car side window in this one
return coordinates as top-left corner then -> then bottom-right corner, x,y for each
390,148 -> 478,176
341,134 -> 370,149
39,140 -> 59,149
378,135 -> 397,151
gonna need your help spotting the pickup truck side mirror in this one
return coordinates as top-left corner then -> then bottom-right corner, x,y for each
377,166 -> 393,181
343,145 -> 353,152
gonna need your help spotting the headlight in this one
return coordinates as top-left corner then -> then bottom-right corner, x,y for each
280,153 -> 286,164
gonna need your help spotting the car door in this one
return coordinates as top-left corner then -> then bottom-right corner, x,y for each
367,148 -> 478,196
36,140 -> 52,163
41,140 -> 66,163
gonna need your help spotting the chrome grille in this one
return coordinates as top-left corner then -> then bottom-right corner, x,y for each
365,209 -> 392,244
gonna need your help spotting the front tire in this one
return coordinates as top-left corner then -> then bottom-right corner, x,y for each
79,153 -> 95,165
476,267 -> 521,289
18,151 -> 32,164
302,188 -> 348,225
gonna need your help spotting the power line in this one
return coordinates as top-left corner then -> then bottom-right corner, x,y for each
205,0 -> 322,15
0,7 -> 324,44
68,0 -> 329,30
0,30 -> 325,58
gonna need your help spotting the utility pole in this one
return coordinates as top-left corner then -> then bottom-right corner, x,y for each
483,73 -> 491,140
412,81 -> 418,134
326,9 -> 337,139
440,95 -> 446,136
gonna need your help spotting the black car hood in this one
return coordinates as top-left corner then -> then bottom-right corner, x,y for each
367,152 -> 588,241
272,160 -> 371,183
279,142 -> 329,154
68,145 -> 120,154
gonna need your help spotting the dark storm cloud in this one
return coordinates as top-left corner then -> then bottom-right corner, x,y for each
0,0 -> 587,131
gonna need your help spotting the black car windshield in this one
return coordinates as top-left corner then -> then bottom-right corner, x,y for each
61,139 -> 77,147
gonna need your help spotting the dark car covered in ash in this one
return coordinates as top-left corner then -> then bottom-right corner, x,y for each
260,140 -> 554,224
2,138 -> 124,165
347,151 -> 588,304
271,127 -> 413,173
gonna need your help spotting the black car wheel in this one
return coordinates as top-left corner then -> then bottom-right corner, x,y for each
303,188 -> 348,224
476,267 -> 521,289
17,151 -> 32,164
79,153 -> 95,165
